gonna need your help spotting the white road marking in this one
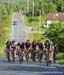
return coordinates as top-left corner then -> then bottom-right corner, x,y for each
0,71 -> 63,74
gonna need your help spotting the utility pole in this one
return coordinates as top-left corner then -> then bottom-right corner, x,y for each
39,10 -> 41,34
32,0 -> 34,17
27,0 -> 29,14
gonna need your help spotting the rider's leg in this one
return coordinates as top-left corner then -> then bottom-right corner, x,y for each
7,52 -> 10,62
11,50 -> 15,62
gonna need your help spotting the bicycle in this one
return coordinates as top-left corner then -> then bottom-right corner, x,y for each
44,49 -> 52,66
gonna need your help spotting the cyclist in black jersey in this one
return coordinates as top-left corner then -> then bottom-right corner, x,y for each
38,41 -> 44,63
31,40 -> 37,62
25,40 -> 31,63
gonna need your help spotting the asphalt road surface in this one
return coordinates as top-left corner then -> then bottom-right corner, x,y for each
0,56 -> 64,75
11,12 -> 28,42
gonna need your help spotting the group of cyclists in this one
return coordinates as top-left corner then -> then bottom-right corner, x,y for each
4,39 -> 58,65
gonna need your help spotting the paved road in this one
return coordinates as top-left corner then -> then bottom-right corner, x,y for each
11,12 -> 28,42
0,57 -> 64,75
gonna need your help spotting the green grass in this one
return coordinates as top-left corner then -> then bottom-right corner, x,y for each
57,52 -> 64,65
28,33 -> 42,42
24,15 -> 46,26
24,15 -> 47,41
0,47 -> 5,56
24,16 -> 39,26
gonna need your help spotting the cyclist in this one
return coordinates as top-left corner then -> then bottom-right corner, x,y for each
5,40 -> 11,62
38,40 -> 44,63
10,40 -> 16,62
53,43 -> 58,63
49,43 -> 54,63
31,40 -> 37,63
44,40 -> 50,66
18,42 -> 25,63
25,40 -> 31,63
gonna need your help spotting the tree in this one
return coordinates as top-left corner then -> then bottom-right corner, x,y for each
46,22 -> 64,52
49,3 -> 57,12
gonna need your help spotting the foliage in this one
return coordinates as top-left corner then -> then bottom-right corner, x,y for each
57,52 -> 64,65
0,0 -> 64,56
28,33 -> 41,42
0,2 -> 13,55
46,22 -> 64,52
25,0 -> 64,16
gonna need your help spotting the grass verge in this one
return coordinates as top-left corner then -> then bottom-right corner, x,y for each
57,52 -> 64,65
